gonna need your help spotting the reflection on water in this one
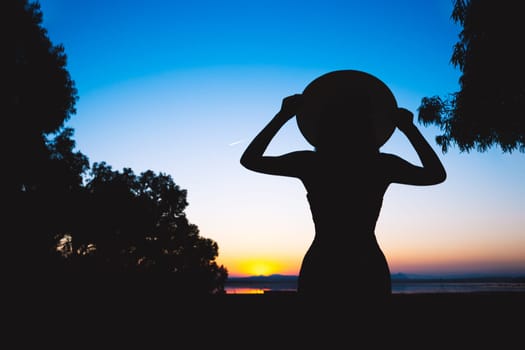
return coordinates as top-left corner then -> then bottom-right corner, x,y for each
226,287 -> 267,294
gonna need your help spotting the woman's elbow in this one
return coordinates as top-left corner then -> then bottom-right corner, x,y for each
421,167 -> 446,185
240,154 -> 254,170
434,167 -> 447,184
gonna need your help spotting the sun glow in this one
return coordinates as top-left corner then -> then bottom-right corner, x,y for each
251,262 -> 272,276
238,259 -> 283,277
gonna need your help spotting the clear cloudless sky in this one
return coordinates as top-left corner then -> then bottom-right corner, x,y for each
38,0 -> 525,277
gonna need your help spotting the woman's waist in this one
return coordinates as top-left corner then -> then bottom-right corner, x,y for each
310,231 -> 379,245
312,221 -> 378,234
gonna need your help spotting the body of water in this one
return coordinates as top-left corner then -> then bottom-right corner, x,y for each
225,278 -> 525,295
391,281 -> 525,294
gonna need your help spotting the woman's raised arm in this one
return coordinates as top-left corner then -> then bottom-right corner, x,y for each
386,107 -> 447,185
240,94 -> 304,175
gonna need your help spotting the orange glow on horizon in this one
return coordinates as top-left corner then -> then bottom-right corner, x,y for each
220,256 -> 300,277
219,252 -> 525,278
218,237 -> 525,277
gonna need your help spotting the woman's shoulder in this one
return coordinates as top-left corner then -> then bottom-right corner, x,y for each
376,152 -> 409,175
282,150 -> 316,161
378,152 -> 405,163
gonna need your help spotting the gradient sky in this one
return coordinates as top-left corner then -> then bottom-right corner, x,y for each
38,0 -> 525,277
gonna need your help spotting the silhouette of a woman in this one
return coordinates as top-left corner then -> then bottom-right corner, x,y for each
240,71 -> 446,304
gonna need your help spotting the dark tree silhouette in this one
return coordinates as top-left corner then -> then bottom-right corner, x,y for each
418,0 -> 525,153
65,163 -> 228,294
9,0 -> 81,275
13,127 -> 89,272
10,0 -> 78,194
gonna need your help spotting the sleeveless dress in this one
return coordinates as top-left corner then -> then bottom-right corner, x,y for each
297,167 -> 392,301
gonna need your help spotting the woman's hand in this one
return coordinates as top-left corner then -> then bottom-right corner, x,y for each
241,93 -> 304,173
392,107 -> 415,133
278,94 -> 303,119
388,107 -> 447,185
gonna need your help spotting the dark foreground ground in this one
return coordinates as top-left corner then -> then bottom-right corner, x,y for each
9,287 -> 524,347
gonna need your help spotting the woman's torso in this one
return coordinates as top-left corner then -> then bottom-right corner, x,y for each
299,154 -> 390,247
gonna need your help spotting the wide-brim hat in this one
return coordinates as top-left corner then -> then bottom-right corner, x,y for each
297,70 -> 397,148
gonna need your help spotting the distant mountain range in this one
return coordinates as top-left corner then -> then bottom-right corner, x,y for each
227,274 -> 296,283
225,274 -> 297,288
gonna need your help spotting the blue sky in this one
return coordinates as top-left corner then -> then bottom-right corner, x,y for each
38,0 -> 525,277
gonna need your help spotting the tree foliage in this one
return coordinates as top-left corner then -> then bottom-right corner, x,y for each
418,0 -> 525,153
10,0 -> 78,193
63,163 -> 228,294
